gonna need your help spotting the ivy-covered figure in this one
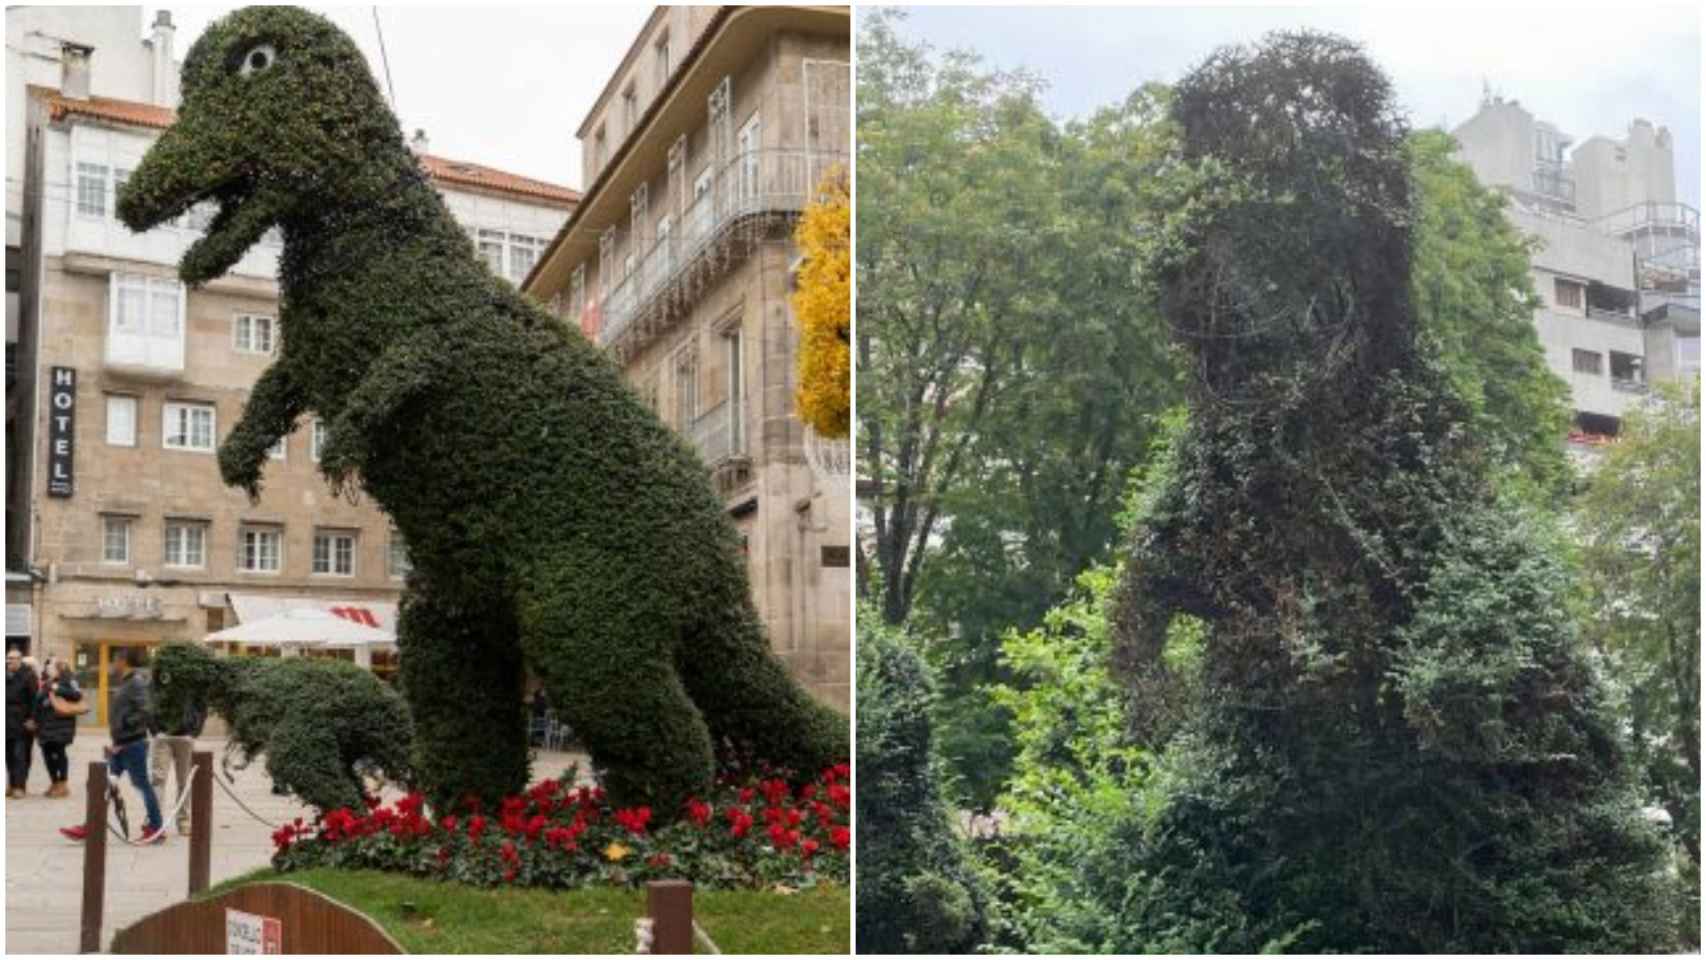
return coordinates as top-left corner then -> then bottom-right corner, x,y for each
119,6 -> 847,816
151,643 -> 412,814
1107,32 -> 1684,952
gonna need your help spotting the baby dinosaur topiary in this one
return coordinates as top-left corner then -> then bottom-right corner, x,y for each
119,6 -> 848,816
151,643 -> 413,814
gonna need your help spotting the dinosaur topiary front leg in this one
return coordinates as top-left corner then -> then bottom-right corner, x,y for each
219,361 -> 306,501
317,332 -> 446,491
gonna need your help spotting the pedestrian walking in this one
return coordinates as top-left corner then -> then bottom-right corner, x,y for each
150,690 -> 204,835
6,649 -> 38,798
32,659 -> 84,798
59,647 -> 165,844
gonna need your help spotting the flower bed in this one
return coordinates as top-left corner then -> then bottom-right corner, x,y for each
272,764 -> 851,891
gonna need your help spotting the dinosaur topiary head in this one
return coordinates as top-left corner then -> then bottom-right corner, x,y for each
117,6 -> 407,285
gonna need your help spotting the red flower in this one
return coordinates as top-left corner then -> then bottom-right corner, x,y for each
441,815 -> 459,834
830,826 -> 851,851
501,840 -> 519,864
801,838 -> 820,859
832,762 -> 851,780
827,784 -> 851,809
785,807 -> 803,828
467,814 -> 487,843
685,797 -> 713,827
727,808 -> 754,838
767,823 -> 800,849
738,786 -> 756,804
614,806 -> 652,836
761,778 -> 790,806
798,783 -> 819,801
397,792 -> 425,817
362,794 -> 381,810
763,806 -> 783,826
647,852 -> 673,868
524,814 -> 548,843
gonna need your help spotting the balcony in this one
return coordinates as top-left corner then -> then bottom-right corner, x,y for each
596,149 -> 846,357
1610,377 -> 1649,395
688,397 -> 747,466
1531,164 -> 1576,207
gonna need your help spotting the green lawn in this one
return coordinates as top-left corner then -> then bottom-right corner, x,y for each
200,868 -> 849,954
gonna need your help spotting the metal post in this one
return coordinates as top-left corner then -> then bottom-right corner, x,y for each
188,750 -> 212,896
647,879 -> 694,955
80,760 -> 108,954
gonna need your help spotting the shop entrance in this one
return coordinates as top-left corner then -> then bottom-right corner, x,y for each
71,641 -> 152,727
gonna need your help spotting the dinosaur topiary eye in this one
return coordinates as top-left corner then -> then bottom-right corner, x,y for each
238,44 -> 277,77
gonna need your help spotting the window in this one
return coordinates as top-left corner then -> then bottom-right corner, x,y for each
163,521 -> 206,568
656,35 -> 671,88
737,115 -> 762,200
693,168 -> 712,201
237,527 -> 282,573
105,395 -> 137,446
509,235 -> 543,282
1555,278 -> 1584,309
593,126 -> 608,171
657,213 -> 674,250
388,534 -> 411,580
77,163 -> 108,217
108,273 -> 185,372
675,347 -> 698,428
1572,349 -> 1603,375
478,229 -> 506,274
724,327 -> 744,452
570,265 -> 586,317
163,402 -> 216,452
312,530 -> 356,576
101,515 -> 131,564
311,420 -> 327,461
1610,351 -> 1644,384
268,437 -> 287,461
622,85 -> 639,135
233,314 -> 275,354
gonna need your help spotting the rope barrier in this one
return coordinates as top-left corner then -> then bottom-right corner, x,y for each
209,768 -> 286,829
101,762 -> 202,846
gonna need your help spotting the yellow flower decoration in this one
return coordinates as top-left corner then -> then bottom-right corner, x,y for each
792,166 -> 850,439
604,841 -> 631,862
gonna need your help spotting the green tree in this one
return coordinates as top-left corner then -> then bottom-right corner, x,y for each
1579,379 -> 1701,870
855,608 -> 990,954
1408,129 -> 1573,500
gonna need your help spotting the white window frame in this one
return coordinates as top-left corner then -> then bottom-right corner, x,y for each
312,529 -> 357,577
162,401 -> 217,453
77,162 -> 109,218
655,35 -> 671,88
268,436 -> 287,461
311,419 -> 327,461
101,515 -> 131,565
108,273 -> 186,372
105,395 -> 138,447
233,314 -> 275,355
163,520 -> 207,569
237,526 -> 283,574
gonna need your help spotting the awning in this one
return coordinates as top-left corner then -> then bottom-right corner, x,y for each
206,608 -> 395,648
227,594 -> 399,633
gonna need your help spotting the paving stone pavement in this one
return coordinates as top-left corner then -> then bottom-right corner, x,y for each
4,736 -> 592,954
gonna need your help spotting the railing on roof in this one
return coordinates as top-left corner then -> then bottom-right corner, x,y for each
1595,201 -> 1701,242
596,149 -> 846,349
1531,165 -> 1576,206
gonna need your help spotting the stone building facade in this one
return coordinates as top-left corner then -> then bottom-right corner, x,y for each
7,15 -> 576,724
524,6 -> 852,709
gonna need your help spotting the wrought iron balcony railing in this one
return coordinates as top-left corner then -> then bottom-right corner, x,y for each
596,149 -> 846,350
687,397 -> 747,466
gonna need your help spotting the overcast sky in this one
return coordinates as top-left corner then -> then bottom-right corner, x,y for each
873,5 -> 1702,208
147,6 -> 654,190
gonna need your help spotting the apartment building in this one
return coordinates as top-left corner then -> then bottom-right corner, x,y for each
524,5 -> 852,709
5,8 -> 577,723
1453,94 -> 1700,444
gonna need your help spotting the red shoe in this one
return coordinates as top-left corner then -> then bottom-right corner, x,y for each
59,825 -> 87,842
139,826 -> 167,845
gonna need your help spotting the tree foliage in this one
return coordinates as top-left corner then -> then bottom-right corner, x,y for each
854,608 -> 990,954
793,167 -> 851,439
119,7 -> 846,818
1579,379 -> 1701,873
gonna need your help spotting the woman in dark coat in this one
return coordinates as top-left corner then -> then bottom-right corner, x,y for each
5,649 -> 37,798
32,660 -> 82,798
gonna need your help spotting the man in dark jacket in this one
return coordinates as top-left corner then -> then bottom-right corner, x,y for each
103,647 -> 164,842
6,648 -> 37,798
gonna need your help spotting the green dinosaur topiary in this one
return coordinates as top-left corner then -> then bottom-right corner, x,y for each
151,643 -> 413,813
118,6 -> 847,816
1103,31 -> 1683,952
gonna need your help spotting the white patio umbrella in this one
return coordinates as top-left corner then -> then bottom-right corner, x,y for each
204,607 -> 395,654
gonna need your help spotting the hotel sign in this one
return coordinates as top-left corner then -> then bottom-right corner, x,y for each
46,367 -> 75,497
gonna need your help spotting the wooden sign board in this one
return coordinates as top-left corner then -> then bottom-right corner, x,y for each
110,882 -> 401,955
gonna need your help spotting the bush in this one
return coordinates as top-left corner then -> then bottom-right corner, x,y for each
855,611 -> 990,953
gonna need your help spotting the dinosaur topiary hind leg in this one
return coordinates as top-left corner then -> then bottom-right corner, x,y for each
267,715 -> 363,812
518,587 -> 715,816
398,577 -> 530,813
680,608 -> 849,776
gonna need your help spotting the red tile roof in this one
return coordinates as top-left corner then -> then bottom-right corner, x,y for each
29,86 -> 578,207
